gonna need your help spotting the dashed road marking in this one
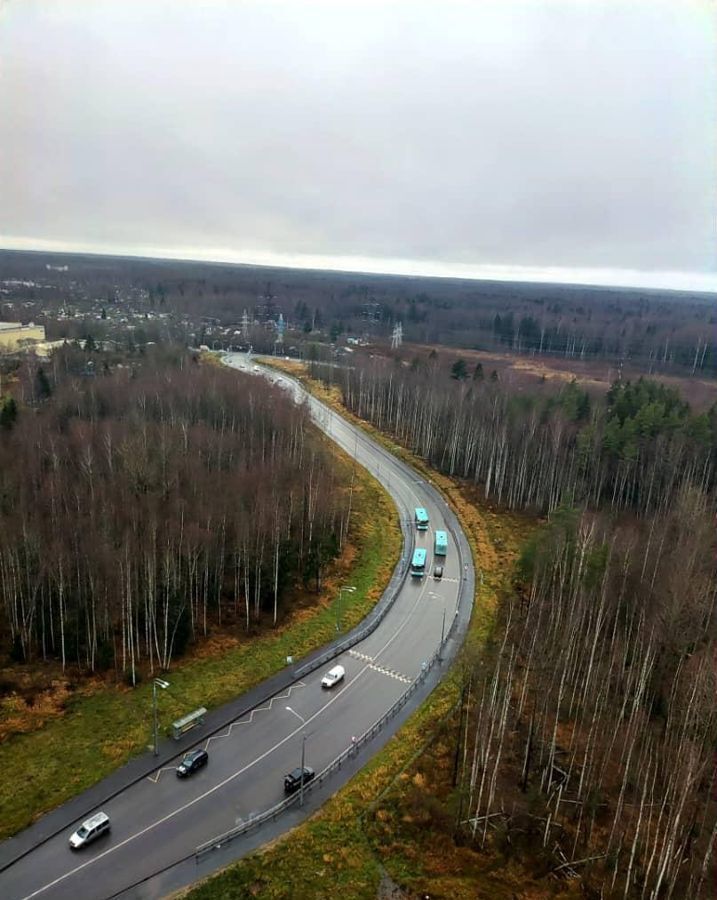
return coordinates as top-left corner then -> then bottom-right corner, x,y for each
366,662 -> 412,684
349,648 -> 410,682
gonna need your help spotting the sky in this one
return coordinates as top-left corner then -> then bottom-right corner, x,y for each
1,0 -> 715,292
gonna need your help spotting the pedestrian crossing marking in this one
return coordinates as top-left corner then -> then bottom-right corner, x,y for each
366,662 -> 412,684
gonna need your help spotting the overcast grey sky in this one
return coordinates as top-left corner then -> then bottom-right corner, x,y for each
1,0 -> 715,290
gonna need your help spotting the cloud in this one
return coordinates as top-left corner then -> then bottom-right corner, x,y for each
1,0 -> 715,291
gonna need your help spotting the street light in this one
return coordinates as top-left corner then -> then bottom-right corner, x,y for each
427,592 -> 446,662
336,585 -> 356,633
152,678 -> 170,757
286,706 -> 308,806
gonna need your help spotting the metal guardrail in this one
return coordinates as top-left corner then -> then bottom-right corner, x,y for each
293,520 -> 414,681
195,357 -> 473,863
195,648 -> 439,859
195,555 -> 468,861
252,365 -> 418,684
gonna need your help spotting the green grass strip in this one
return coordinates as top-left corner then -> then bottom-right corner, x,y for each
182,366 -> 536,900
0,450 -> 400,841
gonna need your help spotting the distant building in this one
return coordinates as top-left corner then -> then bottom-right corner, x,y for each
33,340 -> 68,359
0,321 -> 46,353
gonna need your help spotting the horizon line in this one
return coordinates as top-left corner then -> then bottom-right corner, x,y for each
1,238 -> 716,295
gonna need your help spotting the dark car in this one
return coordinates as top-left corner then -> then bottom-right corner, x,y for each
284,766 -> 315,794
176,748 -> 209,777
433,565 -> 443,579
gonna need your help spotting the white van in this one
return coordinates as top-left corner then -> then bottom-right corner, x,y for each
69,812 -> 110,849
321,664 -> 345,688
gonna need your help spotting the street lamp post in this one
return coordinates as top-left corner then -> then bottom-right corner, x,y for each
152,678 -> 170,757
336,585 -> 356,633
428,592 -> 447,662
286,706 -> 308,806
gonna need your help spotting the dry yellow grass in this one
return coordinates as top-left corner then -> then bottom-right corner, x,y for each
0,392 -> 401,840
184,361 -> 543,900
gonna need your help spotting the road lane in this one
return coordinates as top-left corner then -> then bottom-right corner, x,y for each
1,353 -> 470,900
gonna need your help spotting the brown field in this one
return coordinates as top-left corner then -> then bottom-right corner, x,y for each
401,342 -> 717,409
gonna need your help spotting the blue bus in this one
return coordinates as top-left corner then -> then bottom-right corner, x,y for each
411,548 -> 427,577
434,530 -> 448,556
414,508 -> 429,531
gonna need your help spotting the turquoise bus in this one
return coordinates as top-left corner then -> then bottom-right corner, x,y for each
434,530 -> 448,556
410,548 -> 427,577
414,507 -> 429,531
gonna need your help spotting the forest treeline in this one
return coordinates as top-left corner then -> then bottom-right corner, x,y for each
461,499 -> 716,897
315,355 -> 717,896
321,355 -> 716,516
2,249 -> 715,375
0,350 -> 348,679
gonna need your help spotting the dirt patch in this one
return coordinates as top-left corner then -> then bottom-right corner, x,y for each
377,868 -> 414,899
0,678 -> 77,741
400,342 -> 717,409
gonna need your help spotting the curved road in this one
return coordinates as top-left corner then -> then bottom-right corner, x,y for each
0,354 -> 473,900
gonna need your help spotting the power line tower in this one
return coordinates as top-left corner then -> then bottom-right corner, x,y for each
241,310 -> 249,344
391,322 -> 403,350
274,313 -> 285,355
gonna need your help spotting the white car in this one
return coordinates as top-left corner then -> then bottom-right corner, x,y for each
321,664 -> 345,688
69,812 -> 110,850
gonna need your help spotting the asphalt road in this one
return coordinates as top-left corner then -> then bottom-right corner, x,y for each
1,353 -> 471,900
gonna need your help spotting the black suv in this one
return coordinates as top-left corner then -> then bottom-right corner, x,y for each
176,748 -> 209,777
284,766 -> 315,794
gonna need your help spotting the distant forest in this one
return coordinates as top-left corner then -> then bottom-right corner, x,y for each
327,354 -> 716,515
314,354 -> 717,898
0,348 -> 349,677
1,250 -> 715,375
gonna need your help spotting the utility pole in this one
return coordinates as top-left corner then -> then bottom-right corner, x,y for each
286,706 -> 308,806
336,585 -> 356,632
152,678 -> 170,756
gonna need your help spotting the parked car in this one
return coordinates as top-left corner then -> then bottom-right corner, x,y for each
284,766 -> 315,794
69,812 -> 110,850
433,565 -> 443,579
321,664 -> 345,688
176,748 -> 209,778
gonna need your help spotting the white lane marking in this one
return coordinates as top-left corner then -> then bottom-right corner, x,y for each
145,764 -> 175,784
205,682 -> 306,747
146,682 -> 306,784
348,649 -> 374,663
23,555 -> 453,898
371,569 -> 431,664
23,364 -> 456,900
366,663 -> 411,685
20,669 -> 376,900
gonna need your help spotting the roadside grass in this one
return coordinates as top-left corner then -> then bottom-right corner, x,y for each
0,439 -> 400,841
182,658 -> 462,900
181,363 -> 539,900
